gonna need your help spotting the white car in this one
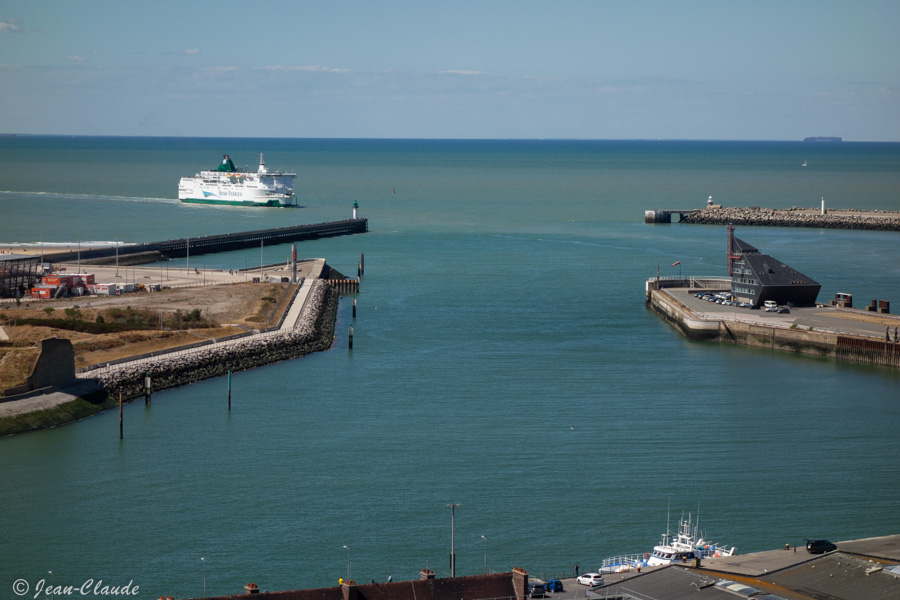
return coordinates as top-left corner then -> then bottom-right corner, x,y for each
576,573 -> 605,587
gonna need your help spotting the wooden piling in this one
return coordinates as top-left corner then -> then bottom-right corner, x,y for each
360,253 -> 364,276
119,390 -> 123,439
349,327 -> 354,350
325,279 -> 360,293
144,373 -> 151,406
353,298 -> 357,319
227,370 -> 232,411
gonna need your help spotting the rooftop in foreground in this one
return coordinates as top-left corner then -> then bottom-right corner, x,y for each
183,534 -> 900,600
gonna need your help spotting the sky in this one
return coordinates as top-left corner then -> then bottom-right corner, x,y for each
1,0 -> 898,140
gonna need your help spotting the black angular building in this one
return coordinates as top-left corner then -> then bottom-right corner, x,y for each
728,227 -> 821,307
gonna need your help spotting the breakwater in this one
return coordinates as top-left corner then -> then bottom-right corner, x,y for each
677,207 -> 900,231
42,218 -> 369,264
90,280 -> 338,400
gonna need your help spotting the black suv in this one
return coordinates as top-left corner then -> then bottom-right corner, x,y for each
806,539 -> 837,554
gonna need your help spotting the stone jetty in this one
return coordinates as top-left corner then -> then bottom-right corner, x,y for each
91,279 -> 338,400
679,206 -> 900,231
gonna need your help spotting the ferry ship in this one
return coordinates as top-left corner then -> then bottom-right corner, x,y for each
178,154 -> 296,207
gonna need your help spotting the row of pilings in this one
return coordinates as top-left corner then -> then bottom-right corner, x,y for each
836,336 -> 900,368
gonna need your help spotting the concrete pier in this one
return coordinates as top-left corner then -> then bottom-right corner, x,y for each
644,209 -> 696,223
40,218 -> 369,264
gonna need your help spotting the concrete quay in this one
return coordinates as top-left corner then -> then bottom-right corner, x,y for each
533,534 -> 900,600
647,279 -> 900,368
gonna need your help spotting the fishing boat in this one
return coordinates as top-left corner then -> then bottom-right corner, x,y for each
178,154 -> 296,207
645,513 -> 736,566
597,513 -> 736,574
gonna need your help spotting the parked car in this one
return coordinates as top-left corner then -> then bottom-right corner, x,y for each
763,300 -> 778,310
527,582 -> 547,597
576,573 -> 605,587
806,539 -> 837,554
543,579 -> 563,593
777,306 -> 790,313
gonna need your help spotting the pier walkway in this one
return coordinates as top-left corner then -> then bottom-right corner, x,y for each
38,218 -> 368,264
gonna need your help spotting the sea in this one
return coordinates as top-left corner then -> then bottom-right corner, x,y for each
1,137 -> 899,598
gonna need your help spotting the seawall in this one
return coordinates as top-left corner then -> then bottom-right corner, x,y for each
91,280 -> 338,401
646,284 -> 900,368
678,207 -> 900,231
40,218 -> 369,264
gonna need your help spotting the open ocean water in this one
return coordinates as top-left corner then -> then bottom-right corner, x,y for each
1,137 -> 899,598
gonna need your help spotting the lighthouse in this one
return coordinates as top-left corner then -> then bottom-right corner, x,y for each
352,200 -> 358,220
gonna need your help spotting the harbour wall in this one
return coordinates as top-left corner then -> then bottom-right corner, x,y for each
646,283 -> 900,368
41,218 -> 369,264
90,280 -> 339,401
676,207 -> 900,231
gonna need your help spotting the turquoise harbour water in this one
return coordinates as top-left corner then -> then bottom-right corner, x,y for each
1,138 -> 899,598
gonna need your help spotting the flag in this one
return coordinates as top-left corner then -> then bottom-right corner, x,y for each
671,261 -> 681,266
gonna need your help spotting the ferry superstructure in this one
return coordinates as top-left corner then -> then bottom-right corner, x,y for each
178,154 -> 296,207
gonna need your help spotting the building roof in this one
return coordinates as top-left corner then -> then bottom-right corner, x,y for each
185,570 -> 524,600
763,553 -> 900,600
732,236 -> 819,288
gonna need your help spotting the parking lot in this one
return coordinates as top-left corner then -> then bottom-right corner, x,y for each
671,288 -> 899,339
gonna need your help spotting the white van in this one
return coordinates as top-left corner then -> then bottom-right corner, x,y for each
764,300 -> 777,311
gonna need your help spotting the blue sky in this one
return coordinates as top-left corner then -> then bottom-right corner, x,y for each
1,1 -> 898,140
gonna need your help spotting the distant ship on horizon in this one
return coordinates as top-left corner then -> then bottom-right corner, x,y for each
803,136 -> 843,142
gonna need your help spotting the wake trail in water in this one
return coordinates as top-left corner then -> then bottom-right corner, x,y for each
0,190 -> 179,205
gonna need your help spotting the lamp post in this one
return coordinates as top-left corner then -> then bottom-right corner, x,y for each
481,535 -> 487,574
447,503 -> 460,577
201,557 -> 206,596
343,545 -> 351,580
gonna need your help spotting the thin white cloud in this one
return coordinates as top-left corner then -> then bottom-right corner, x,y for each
0,20 -> 21,33
177,49 -> 201,55
262,65 -> 349,74
69,56 -> 88,62
438,69 -> 487,76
